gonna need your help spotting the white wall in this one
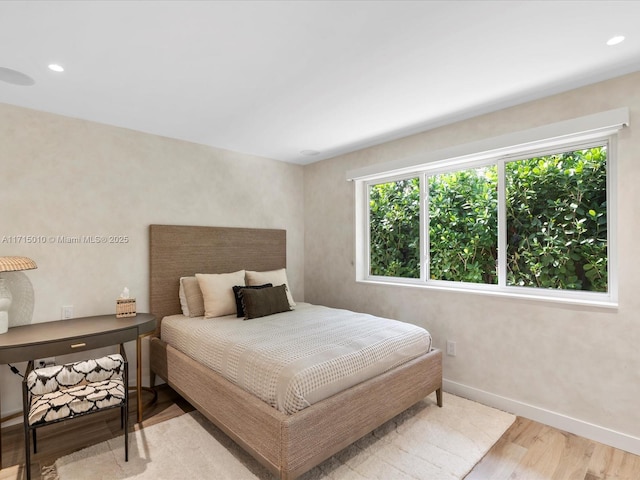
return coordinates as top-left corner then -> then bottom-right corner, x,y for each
304,72 -> 640,453
0,103 -> 305,418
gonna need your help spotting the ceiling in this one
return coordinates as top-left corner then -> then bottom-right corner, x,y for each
1,1 -> 639,165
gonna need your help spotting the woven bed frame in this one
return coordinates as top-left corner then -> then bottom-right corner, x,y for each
148,224 -> 443,480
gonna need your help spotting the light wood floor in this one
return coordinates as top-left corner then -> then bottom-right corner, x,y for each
467,416 -> 640,480
1,387 -> 638,479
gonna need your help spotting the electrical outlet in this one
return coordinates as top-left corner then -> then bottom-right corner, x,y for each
446,340 -> 457,356
61,305 -> 74,319
36,357 -> 56,368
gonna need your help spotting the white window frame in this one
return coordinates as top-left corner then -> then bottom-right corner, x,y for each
351,109 -> 627,308
363,172 -> 425,285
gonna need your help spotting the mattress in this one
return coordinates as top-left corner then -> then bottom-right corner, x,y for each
161,303 -> 432,414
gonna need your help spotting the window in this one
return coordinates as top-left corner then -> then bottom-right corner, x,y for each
368,177 -> 420,279
428,165 -> 498,285
353,108 -> 627,306
504,146 -> 608,292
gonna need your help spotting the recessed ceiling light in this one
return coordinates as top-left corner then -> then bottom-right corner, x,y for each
606,35 -> 625,46
48,64 -> 65,72
300,150 -> 320,156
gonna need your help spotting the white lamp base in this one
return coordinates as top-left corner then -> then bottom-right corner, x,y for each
0,278 -> 13,334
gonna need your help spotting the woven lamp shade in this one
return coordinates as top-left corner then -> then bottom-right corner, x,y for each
0,256 -> 37,272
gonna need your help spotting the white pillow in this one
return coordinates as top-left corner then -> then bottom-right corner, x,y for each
245,268 -> 295,307
196,270 -> 245,318
178,277 -> 190,316
178,276 -> 205,317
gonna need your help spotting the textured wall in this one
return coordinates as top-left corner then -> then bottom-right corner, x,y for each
304,72 -> 640,441
0,103 -> 305,417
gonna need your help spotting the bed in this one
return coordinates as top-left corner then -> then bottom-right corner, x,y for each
148,224 -> 443,480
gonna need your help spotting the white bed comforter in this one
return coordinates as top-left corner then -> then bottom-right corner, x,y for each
161,303 -> 431,414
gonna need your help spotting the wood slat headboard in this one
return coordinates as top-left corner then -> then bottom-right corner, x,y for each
149,225 -> 286,325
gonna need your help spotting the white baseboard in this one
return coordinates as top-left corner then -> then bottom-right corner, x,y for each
443,378 -> 640,456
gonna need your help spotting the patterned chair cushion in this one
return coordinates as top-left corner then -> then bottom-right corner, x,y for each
26,354 -> 126,426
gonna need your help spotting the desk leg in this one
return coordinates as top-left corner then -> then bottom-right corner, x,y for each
133,332 -> 157,423
137,335 -> 142,423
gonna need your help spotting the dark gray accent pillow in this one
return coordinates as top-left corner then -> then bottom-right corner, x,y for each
241,284 -> 291,320
233,283 -> 272,317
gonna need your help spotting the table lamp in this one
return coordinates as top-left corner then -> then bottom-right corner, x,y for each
0,256 -> 37,334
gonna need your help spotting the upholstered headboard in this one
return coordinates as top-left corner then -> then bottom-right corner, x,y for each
149,225 -> 286,327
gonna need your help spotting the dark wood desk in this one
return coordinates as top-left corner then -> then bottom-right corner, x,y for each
0,313 -> 156,468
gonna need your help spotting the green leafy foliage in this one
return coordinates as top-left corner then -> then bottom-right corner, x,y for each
369,178 -> 420,278
368,146 -> 608,292
429,166 -> 498,283
506,147 -> 607,291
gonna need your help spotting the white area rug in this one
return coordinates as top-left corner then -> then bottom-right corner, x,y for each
45,393 -> 515,480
